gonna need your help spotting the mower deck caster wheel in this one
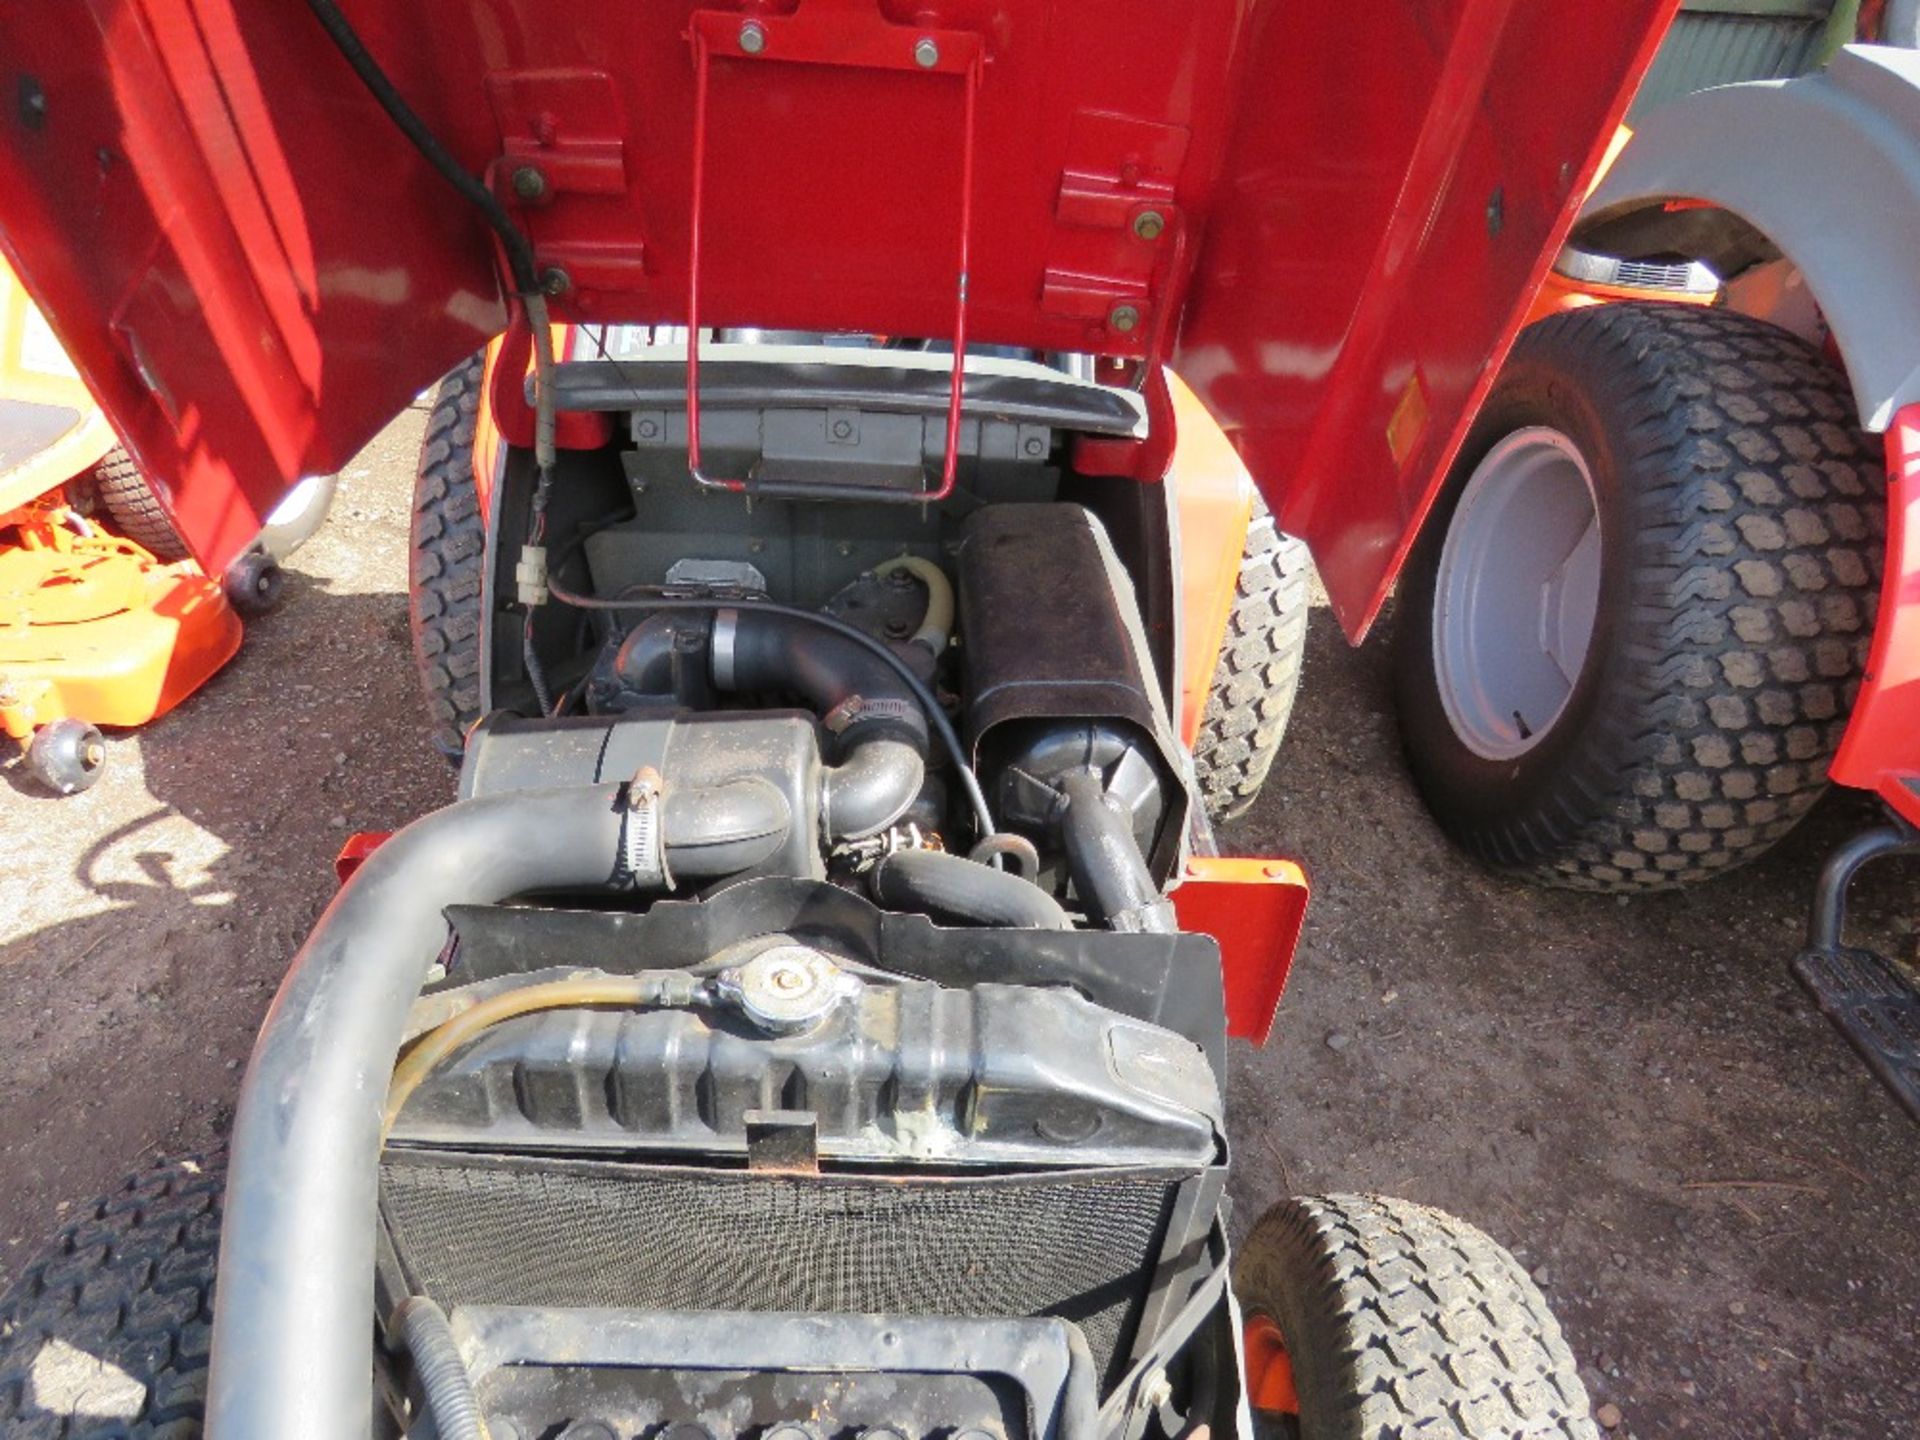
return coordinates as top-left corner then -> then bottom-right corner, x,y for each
25,718 -> 107,795
225,548 -> 286,616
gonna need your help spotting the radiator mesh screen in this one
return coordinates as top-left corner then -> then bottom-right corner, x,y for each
380,1154 -> 1183,1388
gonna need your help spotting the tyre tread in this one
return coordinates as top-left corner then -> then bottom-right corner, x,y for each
0,1157 -> 220,1438
92,449 -> 189,563
1240,1194 -> 1597,1439
1194,502 -> 1314,821
1403,303 -> 1883,891
408,355 -> 490,754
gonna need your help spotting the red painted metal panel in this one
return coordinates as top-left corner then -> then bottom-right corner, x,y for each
334,830 -> 393,886
0,1 -> 1676,582
1176,0 -> 1681,639
0,0 -> 504,575
1831,406 -> 1920,826
1172,856 -> 1310,1045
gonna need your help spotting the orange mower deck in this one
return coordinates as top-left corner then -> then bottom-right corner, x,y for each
0,510 -> 241,741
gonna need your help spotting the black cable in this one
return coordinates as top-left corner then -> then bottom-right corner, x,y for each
300,0 -> 572,722
545,579 -> 996,838
302,0 -> 539,297
390,1297 -> 488,1440
522,611 -> 556,716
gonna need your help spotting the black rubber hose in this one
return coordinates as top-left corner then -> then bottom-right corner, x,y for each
611,613 -> 712,702
1059,771 -> 1175,933
548,580 -> 996,838
209,784 -> 630,1438
723,609 -> 928,840
871,849 -> 1071,930
392,1297 -> 488,1440
302,0 -> 539,296
662,778 -> 790,876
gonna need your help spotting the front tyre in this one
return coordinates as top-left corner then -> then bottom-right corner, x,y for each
1394,304 -> 1883,891
1236,1194 -> 1596,1440
0,1157 -> 221,1437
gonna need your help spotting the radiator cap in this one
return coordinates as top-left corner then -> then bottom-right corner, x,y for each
715,942 -> 861,1034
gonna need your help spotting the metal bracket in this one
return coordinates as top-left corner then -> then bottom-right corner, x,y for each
487,69 -> 645,294
1040,111 -> 1188,346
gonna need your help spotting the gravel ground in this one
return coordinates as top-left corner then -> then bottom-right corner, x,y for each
1,400 -> 1915,1437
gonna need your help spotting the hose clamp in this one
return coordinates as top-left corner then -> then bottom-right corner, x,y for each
619,765 -> 675,891
823,695 -> 920,734
711,607 -> 739,690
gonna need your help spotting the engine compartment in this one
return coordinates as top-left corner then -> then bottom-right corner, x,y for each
356,335 -> 1237,1439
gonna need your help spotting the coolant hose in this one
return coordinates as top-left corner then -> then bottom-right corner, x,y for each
1059,771 -> 1175,934
392,1297 -> 489,1440
384,974 -> 706,1138
871,554 -> 955,654
717,608 -> 930,840
870,849 -> 1071,930
208,784 -> 633,1440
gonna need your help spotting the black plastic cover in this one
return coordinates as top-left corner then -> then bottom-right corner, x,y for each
389,947 -> 1219,1169
955,504 -> 1187,880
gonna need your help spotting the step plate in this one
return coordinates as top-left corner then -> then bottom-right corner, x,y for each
1793,945 -> 1920,1121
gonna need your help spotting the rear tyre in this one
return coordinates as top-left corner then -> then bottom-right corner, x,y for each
409,354 -> 489,756
1236,1194 -> 1596,1440
25,719 -> 107,796
0,1156 -> 220,1437
1193,499 -> 1312,822
92,448 -> 189,563
1395,304 -> 1883,891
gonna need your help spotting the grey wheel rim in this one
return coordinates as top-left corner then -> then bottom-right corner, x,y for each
1432,426 -> 1602,761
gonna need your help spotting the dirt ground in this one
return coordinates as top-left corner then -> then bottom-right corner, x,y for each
1,400 -> 1915,1437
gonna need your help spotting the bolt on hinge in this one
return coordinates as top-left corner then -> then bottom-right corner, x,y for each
510,165 -> 547,202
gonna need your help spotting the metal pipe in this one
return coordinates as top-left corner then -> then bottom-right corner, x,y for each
208,784 -> 630,1440
721,609 -> 931,840
1806,820 -> 1920,951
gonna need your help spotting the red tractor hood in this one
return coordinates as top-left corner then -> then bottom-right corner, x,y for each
0,0 -> 1674,636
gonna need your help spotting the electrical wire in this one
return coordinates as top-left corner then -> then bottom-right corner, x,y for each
300,0 -> 565,715
301,0 -> 539,297
545,578 -> 996,838
300,5 -> 987,828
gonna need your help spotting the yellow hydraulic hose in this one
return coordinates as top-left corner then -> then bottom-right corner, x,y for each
872,554 -> 954,654
382,976 -> 661,1141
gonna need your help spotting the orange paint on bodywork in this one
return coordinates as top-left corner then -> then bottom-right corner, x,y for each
1168,375 -> 1257,749
1173,855 -> 1309,1043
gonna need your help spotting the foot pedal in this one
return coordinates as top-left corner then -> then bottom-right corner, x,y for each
1793,945 -> 1920,1121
